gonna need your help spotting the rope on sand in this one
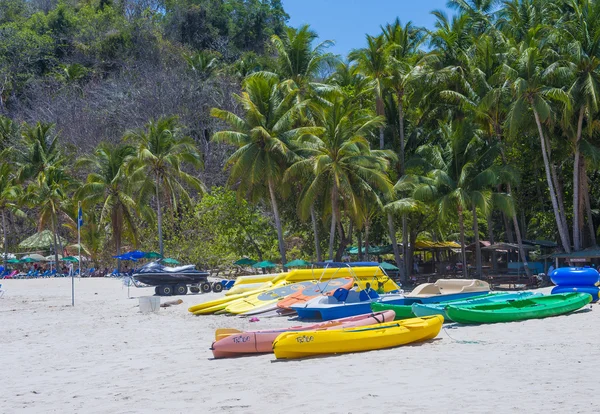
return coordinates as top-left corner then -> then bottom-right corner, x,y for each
442,326 -> 484,344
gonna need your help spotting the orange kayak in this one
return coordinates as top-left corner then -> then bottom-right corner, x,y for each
276,278 -> 354,310
210,310 -> 395,358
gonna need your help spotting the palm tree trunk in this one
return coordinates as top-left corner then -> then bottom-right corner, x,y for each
584,180 -> 596,246
457,205 -> 468,278
512,211 -> 531,277
387,212 -> 403,278
472,205 -> 482,277
532,108 -> 571,253
2,209 -> 7,270
51,214 -> 60,266
573,107 -> 585,251
397,89 -> 405,172
487,213 -> 497,271
155,174 -> 164,257
357,231 -> 363,261
376,93 -> 385,150
267,178 -> 286,265
364,221 -> 370,261
546,135 -> 570,247
328,213 -> 336,261
402,215 -> 409,279
310,205 -> 322,262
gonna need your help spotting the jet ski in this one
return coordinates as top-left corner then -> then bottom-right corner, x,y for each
133,262 -> 210,295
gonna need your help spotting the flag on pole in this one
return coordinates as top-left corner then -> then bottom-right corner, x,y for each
78,206 -> 84,228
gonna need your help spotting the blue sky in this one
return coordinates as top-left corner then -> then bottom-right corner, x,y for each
282,0 -> 452,57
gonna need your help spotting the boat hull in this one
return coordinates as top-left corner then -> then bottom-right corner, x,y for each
447,292 -> 592,324
272,315 -> 443,359
412,292 -> 539,321
210,310 -> 396,358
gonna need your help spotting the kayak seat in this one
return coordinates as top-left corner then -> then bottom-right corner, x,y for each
359,289 -> 379,301
332,288 -> 349,302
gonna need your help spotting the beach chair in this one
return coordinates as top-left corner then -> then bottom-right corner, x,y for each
50,269 -> 57,277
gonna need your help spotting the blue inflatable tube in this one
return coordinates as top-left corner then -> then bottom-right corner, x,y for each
551,285 -> 599,302
550,267 -> 599,286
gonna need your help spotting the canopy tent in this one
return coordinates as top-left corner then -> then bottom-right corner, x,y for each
346,245 -> 394,255
414,241 -> 461,250
161,258 -> 180,265
252,260 -> 277,269
18,230 -> 68,250
284,259 -> 311,268
379,261 -> 399,271
234,257 -> 257,266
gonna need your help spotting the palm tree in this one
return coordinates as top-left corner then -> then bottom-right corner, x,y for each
211,74 -> 310,265
505,46 -> 572,252
126,116 -> 205,257
559,0 -> 600,250
350,34 -> 389,150
0,163 -> 24,269
408,121 -> 514,277
285,96 -> 394,260
23,168 -> 75,265
16,122 -> 64,183
270,24 -> 336,95
0,116 -> 17,151
76,143 -> 138,259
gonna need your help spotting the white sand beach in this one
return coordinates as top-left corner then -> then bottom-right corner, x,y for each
1,278 -> 599,413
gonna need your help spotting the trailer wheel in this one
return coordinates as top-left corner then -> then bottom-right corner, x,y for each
189,286 -> 200,294
212,282 -> 224,293
157,285 -> 173,296
174,284 -> 188,295
200,282 -> 212,293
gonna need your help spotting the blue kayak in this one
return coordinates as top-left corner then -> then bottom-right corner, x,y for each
412,291 -> 541,322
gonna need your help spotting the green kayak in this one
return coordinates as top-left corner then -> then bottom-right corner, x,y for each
370,302 -> 415,319
446,292 -> 592,324
371,292 -> 503,320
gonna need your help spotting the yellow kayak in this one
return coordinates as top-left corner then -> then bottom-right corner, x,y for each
272,315 -> 443,359
275,266 -> 390,283
226,282 -> 272,296
224,281 -> 318,315
188,281 -> 283,314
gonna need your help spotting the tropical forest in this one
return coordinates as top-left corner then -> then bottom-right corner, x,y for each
2,0 -> 600,280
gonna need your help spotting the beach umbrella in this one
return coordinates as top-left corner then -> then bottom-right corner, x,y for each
234,257 -> 257,266
18,230 -> 67,250
1,252 -> 16,260
161,258 -> 180,265
22,253 -> 48,262
7,258 -> 20,264
61,256 -> 79,262
144,251 -> 162,259
379,261 -> 399,271
125,250 -> 145,260
252,260 -> 277,269
284,259 -> 311,268
20,257 -> 37,263
45,254 -> 63,262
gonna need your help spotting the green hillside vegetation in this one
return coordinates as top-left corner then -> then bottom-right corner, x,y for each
2,0 -> 600,278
